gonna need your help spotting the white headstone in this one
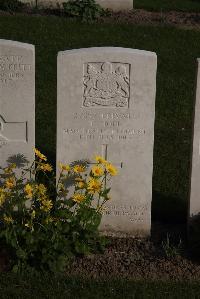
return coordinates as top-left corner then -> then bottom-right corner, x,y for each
189,59 -> 200,219
21,0 -> 133,11
96,0 -> 132,10
57,47 -> 157,237
0,40 -> 35,168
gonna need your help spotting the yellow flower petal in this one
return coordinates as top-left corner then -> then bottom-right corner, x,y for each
91,165 -> 104,177
5,177 -> 16,189
94,155 -> 107,164
40,163 -> 53,172
105,163 -> 118,176
34,148 -> 47,161
87,178 -> 102,194
73,165 -> 86,173
72,193 -> 86,203
59,163 -> 70,171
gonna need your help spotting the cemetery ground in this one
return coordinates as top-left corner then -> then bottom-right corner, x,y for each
134,0 -> 200,12
1,11 -> 200,298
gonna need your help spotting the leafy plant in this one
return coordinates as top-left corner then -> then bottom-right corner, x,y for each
0,0 -> 26,12
0,149 -> 118,273
162,234 -> 183,259
63,0 -> 105,21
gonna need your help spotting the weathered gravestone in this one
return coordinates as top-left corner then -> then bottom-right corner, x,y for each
22,0 -> 133,11
57,47 -> 157,236
189,59 -> 200,220
96,0 -> 133,11
0,40 -> 35,168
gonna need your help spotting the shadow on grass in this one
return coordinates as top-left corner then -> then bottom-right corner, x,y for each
151,191 -> 187,244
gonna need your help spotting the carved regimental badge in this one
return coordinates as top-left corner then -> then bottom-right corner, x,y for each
83,62 -> 130,107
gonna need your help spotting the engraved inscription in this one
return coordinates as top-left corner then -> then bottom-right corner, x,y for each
63,126 -> 145,142
0,136 -> 8,148
102,204 -> 148,223
83,62 -> 130,108
0,55 -> 32,84
64,112 -> 146,142
74,112 -> 131,120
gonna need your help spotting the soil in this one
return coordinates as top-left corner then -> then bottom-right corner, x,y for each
1,8 -> 200,29
1,221 -> 200,281
99,9 -> 200,29
65,222 -> 200,281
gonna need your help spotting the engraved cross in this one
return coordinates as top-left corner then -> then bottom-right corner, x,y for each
101,144 -> 123,168
101,144 -> 123,187
0,115 -> 27,148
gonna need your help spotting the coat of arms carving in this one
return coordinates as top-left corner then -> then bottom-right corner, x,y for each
83,62 -> 130,107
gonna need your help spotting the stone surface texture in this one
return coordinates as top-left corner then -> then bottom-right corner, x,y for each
57,47 -> 157,237
190,59 -> 200,217
21,0 -> 133,11
0,40 -> 35,168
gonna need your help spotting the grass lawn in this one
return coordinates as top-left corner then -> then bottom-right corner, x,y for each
0,273 -> 200,298
1,15 -> 200,298
134,0 -> 200,12
1,16 -> 200,223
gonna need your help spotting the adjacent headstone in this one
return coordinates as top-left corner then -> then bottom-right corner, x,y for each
96,0 -> 133,11
22,0 -> 133,11
0,40 -> 35,168
189,59 -> 200,219
57,47 -> 157,237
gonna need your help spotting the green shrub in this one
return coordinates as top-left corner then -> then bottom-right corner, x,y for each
63,0 -> 105,21
0,150 -> 118,273
162,234 -> 183,259
0,0 -> 26,11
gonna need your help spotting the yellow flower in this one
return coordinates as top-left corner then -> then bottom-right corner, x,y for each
77,181 -> 85,189
34,148 -> 47,161
4,167 -> 12,174
59,163 -> 70,172
4,163 -> 16,174
73,165 -> 86,173
94,155 -> 107,164
91,165 -> 104,177
36,184 -> 47,196
105,163 -> 118,176
75,177 -> 84,182
5,177 -> 16,189
58,183 -> 65,191
87,178 -> 102,194
40,199 -> 53,212
31,210 -> 36,218
3,215 -> 13,224
24,183 -> 33,198
72,193 -> 86,203
40,163 -> 53,172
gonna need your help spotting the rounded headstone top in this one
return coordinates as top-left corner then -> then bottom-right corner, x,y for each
58,47 -> 157,59
0,39 -> 34,50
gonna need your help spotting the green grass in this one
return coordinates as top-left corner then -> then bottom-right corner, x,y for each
1,16 -> 200,222
0,273 -> 200,298
134,0 -> 200,12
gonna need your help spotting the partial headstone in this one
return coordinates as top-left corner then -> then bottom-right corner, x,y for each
189,59 -> 200,219
96,0 -> 133,11
57,47 -> 157,237
21,0 -> 133,11
0,40 -> 35,168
